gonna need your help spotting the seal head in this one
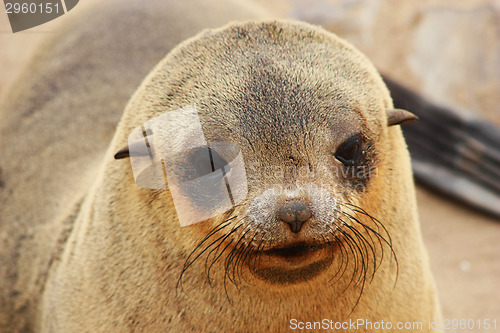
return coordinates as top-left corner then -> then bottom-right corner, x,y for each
113,20 -> 417,289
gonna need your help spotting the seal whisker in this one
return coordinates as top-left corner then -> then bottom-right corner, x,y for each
341,213 -> 378,281
205,220 -> 247,285
325,226 -> 350,285
342,203 -> 393,245
337,218 -> 367,287
334,216 -> 370,315
342,223 -> 371,289
235,230 -> 260,286
222,239 -> 236,304
249,234 -> 267,276
340,203 -> 399,283
223,220 -> 253,287
343,210 -> 389,278
230,226 -> 258,286
334,221 -> 362,293
319,232 -> 343,284
225,242 -> 246,287
177,216 -> 238,291
205,215 -> 249,270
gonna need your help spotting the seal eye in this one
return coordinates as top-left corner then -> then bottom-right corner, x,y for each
192,147 -> 229,178
335,134 -> 362,166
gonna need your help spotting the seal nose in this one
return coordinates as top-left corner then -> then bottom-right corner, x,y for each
277,201 -> 313,233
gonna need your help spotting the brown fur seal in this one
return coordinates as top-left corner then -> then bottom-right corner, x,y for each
0,1 -> 442,332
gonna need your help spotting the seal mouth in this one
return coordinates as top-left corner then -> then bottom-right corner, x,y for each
264,242 -> 329,261
250,241 -> 334,284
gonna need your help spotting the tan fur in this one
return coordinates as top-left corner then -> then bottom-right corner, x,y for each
0,1 -> 441,332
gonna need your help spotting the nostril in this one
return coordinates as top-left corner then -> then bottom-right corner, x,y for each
296,205 -> 312,222
277,201 -> 313,233
278,209 -> 296,224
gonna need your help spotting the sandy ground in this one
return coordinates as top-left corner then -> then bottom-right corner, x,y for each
1,3 -> 499,332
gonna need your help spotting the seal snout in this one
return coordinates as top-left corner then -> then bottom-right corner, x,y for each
277,201 -> 313,233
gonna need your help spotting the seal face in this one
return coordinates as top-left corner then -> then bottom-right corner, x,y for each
116,21 -> 416,291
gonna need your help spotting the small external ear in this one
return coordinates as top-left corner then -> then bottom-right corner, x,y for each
115,129 -> 154,160
387,108 -> 419,126
114,145 -> 130,159
114,139 -> 154,160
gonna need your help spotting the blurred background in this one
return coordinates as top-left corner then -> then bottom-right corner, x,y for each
1,0 -> 499,330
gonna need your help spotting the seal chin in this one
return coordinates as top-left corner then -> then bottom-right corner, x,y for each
250,242 -> 334,284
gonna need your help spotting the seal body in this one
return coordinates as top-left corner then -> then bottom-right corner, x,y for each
0,1 -> 442,332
